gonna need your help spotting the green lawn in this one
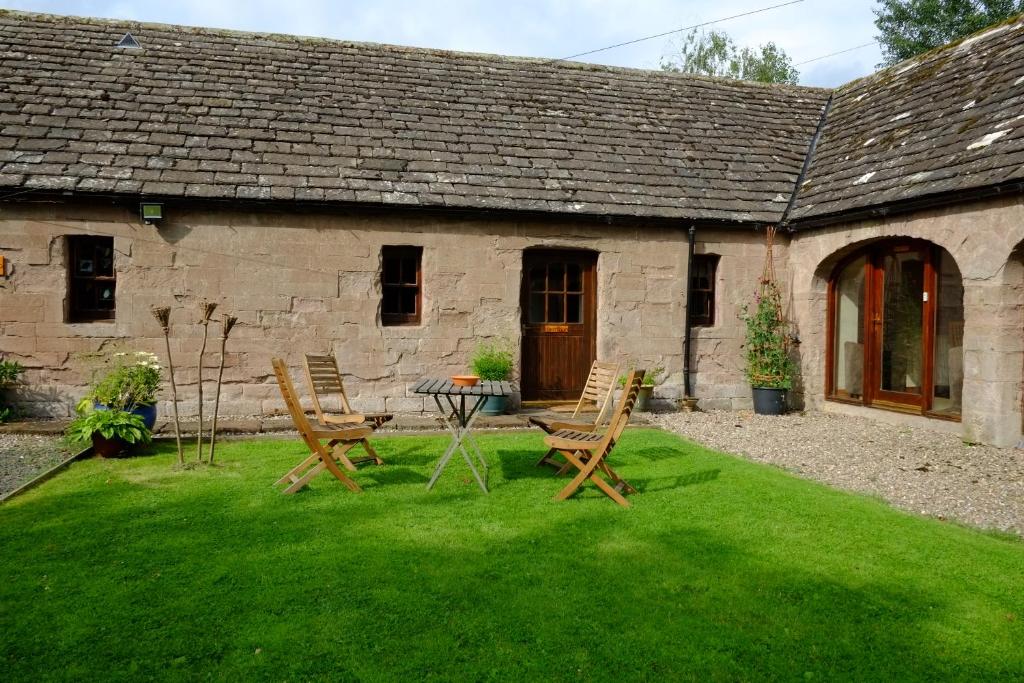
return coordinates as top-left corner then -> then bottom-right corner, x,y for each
1,429 -> 1021,681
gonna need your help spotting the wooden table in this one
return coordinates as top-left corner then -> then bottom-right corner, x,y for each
412,378 -> 516,493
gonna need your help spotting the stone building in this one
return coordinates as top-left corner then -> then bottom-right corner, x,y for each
1,11 -> 1023,446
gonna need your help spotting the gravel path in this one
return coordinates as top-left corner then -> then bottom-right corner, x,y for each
654,410 -> 1024,536
0,434 -> 72,497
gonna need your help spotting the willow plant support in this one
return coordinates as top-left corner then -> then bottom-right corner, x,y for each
196,301 -> 217,462
151,306 -> 183,465
746,226 -> 791,388
207,315 -> 237,465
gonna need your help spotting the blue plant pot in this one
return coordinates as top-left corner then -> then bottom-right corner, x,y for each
94,402 -> 158,430
478,395 -> 508,416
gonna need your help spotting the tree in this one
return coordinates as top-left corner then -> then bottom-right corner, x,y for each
874,0 -> 1024,66
660,29 -> 800,85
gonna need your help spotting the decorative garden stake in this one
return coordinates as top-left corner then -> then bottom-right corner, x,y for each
151,305 -> 183,465
208,314 -> 237,465
196,301 -> 217,462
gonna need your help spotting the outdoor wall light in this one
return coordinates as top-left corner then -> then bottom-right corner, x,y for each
140,203 -> 164,225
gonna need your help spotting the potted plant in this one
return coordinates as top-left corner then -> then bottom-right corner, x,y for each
65,407 -> 152,457
470,341 -> 515,416
618,367 -> 664,412
741,279 -> 795,415
0,357 -> 24,423
80,351 -> 163,429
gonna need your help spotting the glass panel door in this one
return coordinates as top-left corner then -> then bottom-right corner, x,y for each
875,247 -> 926,406
832,256 -> 866,399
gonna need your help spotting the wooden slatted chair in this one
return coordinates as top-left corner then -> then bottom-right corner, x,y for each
528,360 -> 619,468
272,358 -> 374,494
543,368 -> 645,508
304,353 -> 394,429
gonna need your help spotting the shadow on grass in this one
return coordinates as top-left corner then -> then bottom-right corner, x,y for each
362,466 -> 430,487
630,468 -> 721,493
629,445 -> 691,462
496,448 -> 555,480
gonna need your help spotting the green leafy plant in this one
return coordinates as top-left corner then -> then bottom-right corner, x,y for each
0,358 -> 23,385
0,358 -> 24,424
65,408 -> 151,446
470,341 -> 515,381
82,351 -> 163,410
617,367 -> 665,388
740,280 -> 795,390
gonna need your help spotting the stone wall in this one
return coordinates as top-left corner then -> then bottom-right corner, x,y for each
788,194 -> 1024,447
0,201 -> 701,417
689,229 -> 791,410
11,195 -> 1019,445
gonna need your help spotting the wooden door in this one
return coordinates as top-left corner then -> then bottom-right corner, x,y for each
521,250 -> 597,400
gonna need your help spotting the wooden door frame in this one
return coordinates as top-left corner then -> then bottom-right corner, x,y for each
825,239 -> 947,417
520,248 -> 598,401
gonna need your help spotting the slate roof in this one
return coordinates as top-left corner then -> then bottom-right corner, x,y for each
790,14 -> 1024,221
0,10 -> 828,224
2,11 -> 1023,227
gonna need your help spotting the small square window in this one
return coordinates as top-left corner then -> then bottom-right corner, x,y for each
381,246 -> 422,326
689,254 -> 719,327
67,236 -> 116,322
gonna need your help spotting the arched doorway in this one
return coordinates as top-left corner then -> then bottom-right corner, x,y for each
826,240 -> 963,418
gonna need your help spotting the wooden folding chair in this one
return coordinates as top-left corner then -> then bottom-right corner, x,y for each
272,358 -> 374,494
304,354 -> 394,429
528,360 -> 619,468
543,368 -> 645,508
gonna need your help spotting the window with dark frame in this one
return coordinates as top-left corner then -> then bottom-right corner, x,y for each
689,254 -> 719,327
381,246 -> 422,326
67,236 -> 116,322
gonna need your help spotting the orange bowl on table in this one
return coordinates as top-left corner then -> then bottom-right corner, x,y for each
451,375 -> 480,387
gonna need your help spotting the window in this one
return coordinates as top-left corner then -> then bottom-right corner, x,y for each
689,254 -> 718,327
381,246 -> 422,326
526,260 -> 585,324
67,236 -> 115,322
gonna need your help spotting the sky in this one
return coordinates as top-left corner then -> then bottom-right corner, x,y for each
2,0 -> 887,87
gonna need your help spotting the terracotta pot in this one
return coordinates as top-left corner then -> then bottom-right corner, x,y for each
451,375 -> 480,387
91,433 -> 129,458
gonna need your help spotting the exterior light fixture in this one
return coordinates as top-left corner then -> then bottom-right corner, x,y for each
140,203 -> 164,225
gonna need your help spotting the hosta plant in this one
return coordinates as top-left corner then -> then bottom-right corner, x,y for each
65,408 -> 151,447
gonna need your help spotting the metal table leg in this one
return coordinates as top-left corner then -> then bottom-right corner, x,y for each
426,393 -> 489,493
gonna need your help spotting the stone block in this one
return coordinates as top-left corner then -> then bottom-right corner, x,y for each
385,396 -> 425,413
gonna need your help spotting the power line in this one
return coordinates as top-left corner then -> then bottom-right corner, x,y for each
550,0 -> 804,63
796,41 -> 876,66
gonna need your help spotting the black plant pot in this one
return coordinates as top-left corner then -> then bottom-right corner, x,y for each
751,387 -> 787,416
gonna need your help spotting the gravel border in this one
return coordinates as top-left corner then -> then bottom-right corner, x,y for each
0,434 -> 72,498
654,410 -> 1024,536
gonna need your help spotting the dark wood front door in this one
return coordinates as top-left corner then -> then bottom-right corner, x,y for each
521,250 -> 597,400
